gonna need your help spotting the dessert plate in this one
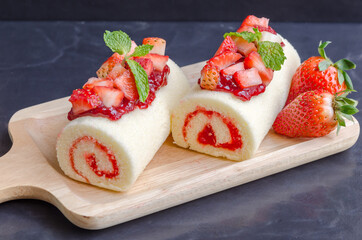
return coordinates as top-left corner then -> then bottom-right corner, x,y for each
0,61 -> 359,229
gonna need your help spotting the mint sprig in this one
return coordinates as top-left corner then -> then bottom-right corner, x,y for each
224,28 -> 286,71
317,41 -> 356,91
103,30 -> 153,102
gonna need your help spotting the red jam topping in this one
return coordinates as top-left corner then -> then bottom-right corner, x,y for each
69,136 -> 120,181
183,107 -> 242,151
68,65 -> 170,121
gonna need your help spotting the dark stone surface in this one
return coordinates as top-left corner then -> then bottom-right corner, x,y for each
1,0 -> 362,22
0,21 -> 361,239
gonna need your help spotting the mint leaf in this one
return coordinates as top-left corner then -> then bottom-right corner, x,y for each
257,41 -> 286,71
318,59 -> 332,71
131,44 -> 154,57
334,59 -> 356,71
104,30 -> 132,55
126,59 -> 149,102
224,28 -> 261,43
318,41 -> 331,59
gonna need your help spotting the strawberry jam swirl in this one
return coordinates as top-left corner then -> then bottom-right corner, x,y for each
68,65 -> 170,121
182,106 -> 242,151
69,136 -> 119,182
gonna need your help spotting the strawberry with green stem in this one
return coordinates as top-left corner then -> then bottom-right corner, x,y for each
273,90 -> 359,137
286,41 -> 356,105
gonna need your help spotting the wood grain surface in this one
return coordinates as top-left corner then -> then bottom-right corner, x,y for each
0,61 -> 359,229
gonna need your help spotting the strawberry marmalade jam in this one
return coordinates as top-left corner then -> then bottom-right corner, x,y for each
68,65 -> 170,121
183,107 -> 242,151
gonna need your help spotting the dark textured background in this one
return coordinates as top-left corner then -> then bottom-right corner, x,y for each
1,0 -> 362,22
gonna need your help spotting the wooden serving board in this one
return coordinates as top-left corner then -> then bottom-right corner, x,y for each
0,61 -> 359,230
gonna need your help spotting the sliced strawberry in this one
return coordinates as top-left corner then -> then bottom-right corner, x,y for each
106,63 -> 127,80
143,37 -> 166,55
93,86 -> 124,108
207,51 -> 242,70
241,15 -> 269,28
221,62 -> 245,76
69,89 -> 102,115
144,53 -> 169,71
114,70 -> 139,101
231,36 -> 257,56
256,26 -> 277,35
200,64 -> 220,90
128,40 -> 137,56
236,25 -> 254,33
133,57 -> 154,76
234,68 -> 262,88
214,36 -> 237,56
96,53 -> 124,78
244,51 -> 274,86
83,77 -> 113,89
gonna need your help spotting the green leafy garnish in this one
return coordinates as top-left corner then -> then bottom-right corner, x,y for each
103,30 -> 153,102
224,28 -> 261,43
126,59 -> 149,102
334,91 -> 359,134
317,41 -> 356,91
257,41 -> 286,71
224,28 -> 286,71
131,44 -> 154,57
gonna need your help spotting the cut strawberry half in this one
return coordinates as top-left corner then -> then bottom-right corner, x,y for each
133,57 -> 154,76
234,68 -> 262,88
231,36 -> 257,56
244,51 -> 274,86
69,89 -> 102,115
221,62 -> 245,76
214,36 -> 237,56
144,53 -> 169,71
143,37 -> 166,55
208,51 -> 242,70
200,64 -> 220,90
96,53 -> 124,78
83,77 -> 113,89
93,86 -> 124,108
106,63 -> 127,80
114,70 -> 139,101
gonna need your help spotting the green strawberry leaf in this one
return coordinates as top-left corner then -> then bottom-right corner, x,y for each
131,44 -> 154,57
334,59 -> 356,71
318,59 -> 332,71
104,30 -> 132,55
342,70 -> 354,90
318,41 -> 331,60
257,41 -> 286,71
340,105 -> 359,115
337,69 -> 345,85
126,59 -> 149,102
224,28 -> 261,43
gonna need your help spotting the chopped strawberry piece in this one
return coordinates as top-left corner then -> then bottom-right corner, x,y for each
256,26 -> 277,35
128,41 -> 137,56
207,51 -> 242,70
242,15 -> 269,28
221,62 -> 245,76
69,89 -> 102,115
143,37 -> 166,55
106,63 -> 127,80
236,25 -> 254,33
214,36 -> 237,56
114,70 -> 139,101
234,68 -> 262,88
96,53 -> 124,78
244,51 -> 274,86
144,53 -> 169,71
83,77 -> 113,89
200,64 -> 220,90
231,36 -> 257,56
93,86 -> 124,108
133,57 -> 154,76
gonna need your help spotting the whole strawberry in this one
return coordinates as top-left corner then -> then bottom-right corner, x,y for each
273,90 -> 358,138
286,41 -> 356,105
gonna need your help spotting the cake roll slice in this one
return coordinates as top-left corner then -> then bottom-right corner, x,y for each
56,32 -> 190,191
171,16 -> 301,161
